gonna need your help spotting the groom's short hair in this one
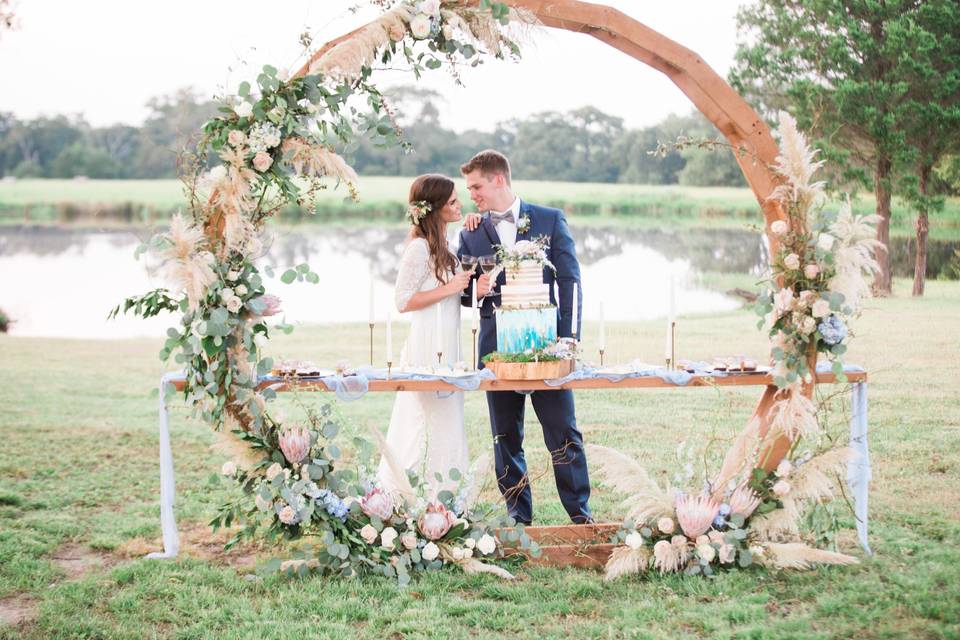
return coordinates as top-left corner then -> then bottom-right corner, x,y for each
460,149 -> 511,184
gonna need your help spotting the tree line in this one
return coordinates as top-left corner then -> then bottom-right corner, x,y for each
0,87 -> 749,188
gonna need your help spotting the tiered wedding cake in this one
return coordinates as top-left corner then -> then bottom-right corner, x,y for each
495,240 -> 556,352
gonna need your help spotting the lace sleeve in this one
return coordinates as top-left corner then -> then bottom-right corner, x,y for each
395,239 -> 431,312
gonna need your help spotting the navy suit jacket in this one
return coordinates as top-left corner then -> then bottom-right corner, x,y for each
457,200 -> 582,345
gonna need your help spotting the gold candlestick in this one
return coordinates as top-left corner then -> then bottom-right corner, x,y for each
368,322 -> 375,366
599,348 -> 605,366
387,361 -> 393,381
437,351 -> 443,366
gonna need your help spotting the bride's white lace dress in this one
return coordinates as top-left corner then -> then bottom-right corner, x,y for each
377,237 -> 468,497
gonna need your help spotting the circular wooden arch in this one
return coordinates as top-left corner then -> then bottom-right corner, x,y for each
295,0 -> 798,475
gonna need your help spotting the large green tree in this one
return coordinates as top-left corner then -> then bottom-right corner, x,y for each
892,1 -> 960,295
731,0 -> 925,295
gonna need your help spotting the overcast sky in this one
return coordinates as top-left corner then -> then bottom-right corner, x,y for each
1,0 -> 743,132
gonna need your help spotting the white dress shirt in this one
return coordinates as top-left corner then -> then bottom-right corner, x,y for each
493,196 -> 521,249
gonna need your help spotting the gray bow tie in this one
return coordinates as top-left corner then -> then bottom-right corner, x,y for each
489,210 -> 515,225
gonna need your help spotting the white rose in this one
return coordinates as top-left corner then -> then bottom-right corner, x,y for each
801,316 -> 816,335
227,129 -> 246,147
441,24 -> 454,40
419,0 -> 440,15
476,534 -> 496,555
817,233 -> 835,251
719,544 -> 736,564
234,101 -> 253,119
464,537 -> 476,549
811,299 -> 831,318
770,220 -> 789,236
772,480 -> 791,497
783,253 -> 801,270
656,517 -> 675,534
452,547 -> 464,561
254,495 -> 271,512
776,459 -> 793,478
253,151 -> 273,172
804,264 -> 820,279
697,544 -> 716,563
220,288 -> 235,302
235,284 -> 248,296
422,541 -> 440,561
266,462 -> 283,480
410,13 -> 432,39
380,527 -> 398,550
360,524 -> 378,544
624,532 -> 644,550
225,296 -> 242,314
226,270 -> 239,281
276,67 -> 289,82
401,532 -> 418,550
221,461 -> 237,476
462,547 -> 473,559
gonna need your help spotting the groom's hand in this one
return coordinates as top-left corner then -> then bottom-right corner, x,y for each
476,274 -> 492,298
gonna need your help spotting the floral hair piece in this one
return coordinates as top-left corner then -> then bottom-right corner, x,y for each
406,200 -> 431,225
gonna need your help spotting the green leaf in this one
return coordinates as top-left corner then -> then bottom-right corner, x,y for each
296,263 -> 310,274
280,269 -> 297,284
305,272 -> 320,284
238,81 -> 251,97
257,357 -> 274,377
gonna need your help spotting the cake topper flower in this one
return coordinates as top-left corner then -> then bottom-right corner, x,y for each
406,200 -> 431,226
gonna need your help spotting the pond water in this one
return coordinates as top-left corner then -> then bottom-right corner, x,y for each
0,225 -> 954,338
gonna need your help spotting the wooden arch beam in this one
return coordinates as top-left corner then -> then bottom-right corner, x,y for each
294,1 -> 799,475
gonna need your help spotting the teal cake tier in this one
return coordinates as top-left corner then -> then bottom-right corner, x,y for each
495,307 -> 557,353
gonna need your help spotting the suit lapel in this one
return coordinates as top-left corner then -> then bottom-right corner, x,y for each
481,214 -> 500,249
517,200 -> 532,241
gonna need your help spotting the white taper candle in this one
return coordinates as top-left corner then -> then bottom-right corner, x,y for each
571,282 -> 579,340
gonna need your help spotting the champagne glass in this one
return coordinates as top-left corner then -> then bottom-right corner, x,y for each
479,255 -> 498,294
460,254 -> 478,274
479,255 -> 497,274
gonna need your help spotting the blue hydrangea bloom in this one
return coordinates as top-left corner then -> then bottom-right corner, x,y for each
818,314 -> 848,346
718,503 -> 731,516
317,490 -> 349,521
713,515 -> 727,528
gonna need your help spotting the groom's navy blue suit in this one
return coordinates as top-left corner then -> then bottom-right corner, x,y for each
458,201 -> 592,524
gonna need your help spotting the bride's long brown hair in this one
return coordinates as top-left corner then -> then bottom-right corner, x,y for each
409,174 -> 458,283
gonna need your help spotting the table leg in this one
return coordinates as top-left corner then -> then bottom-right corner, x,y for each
847,382 -> 872,555
146,373 -> 181,559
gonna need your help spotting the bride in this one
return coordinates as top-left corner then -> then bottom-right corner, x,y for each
377,174 -> 477,499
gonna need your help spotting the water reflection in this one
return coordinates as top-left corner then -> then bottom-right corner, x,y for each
0,225 -> 953,338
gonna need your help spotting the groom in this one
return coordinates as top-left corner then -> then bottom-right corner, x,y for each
457,149 -> 592,525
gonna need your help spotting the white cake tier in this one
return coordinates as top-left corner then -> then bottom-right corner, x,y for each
505,261 -> 544,286
501,283 -> 550,307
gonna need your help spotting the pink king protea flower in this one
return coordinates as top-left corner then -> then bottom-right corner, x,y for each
360,487 -> 394,521
250,294 -> 282,317
675,494 -> 721,539
418,502 -> 457,540
278,426 -> 311,465
727,485 -> 761,519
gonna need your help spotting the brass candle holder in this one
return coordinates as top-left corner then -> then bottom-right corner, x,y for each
368,322 -> 374,366
599,348 -> 605,366
437,351 -> 443,366
386,361 -> 393,381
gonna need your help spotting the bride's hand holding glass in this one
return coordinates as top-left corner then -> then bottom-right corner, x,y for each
445,268 -> 473,295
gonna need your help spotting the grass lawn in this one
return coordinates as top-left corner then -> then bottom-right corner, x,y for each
3,178 -> 959,240
0,278 -> 958,638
